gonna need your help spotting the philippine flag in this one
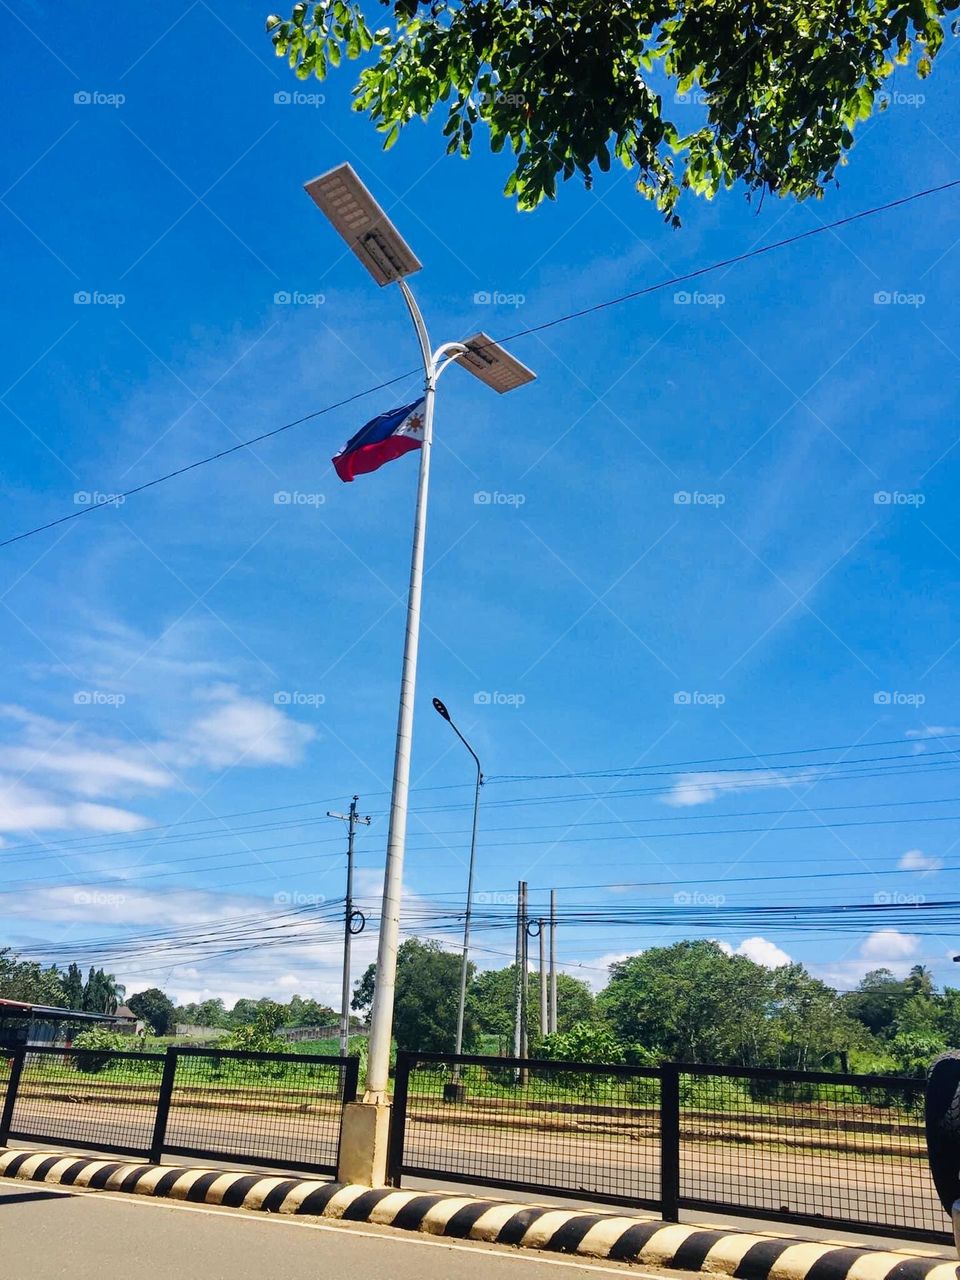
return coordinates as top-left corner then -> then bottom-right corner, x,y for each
332,398 -> 426,483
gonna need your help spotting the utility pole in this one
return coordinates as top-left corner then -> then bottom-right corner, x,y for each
549,888 -> 558,1035
538,918 -> 548,1038
520,881 -> 529,1060
513,880 -> 525,1065
327,796 -> 371,1060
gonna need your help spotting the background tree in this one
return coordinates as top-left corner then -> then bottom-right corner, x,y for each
62,963 -> 84,1010
352,938 -> 478,1052
267,0 -> 954,217
177,997 -> 229,1028
285,994 -> 338,1026
128,988 -> 176,1035
599,941 -> 780,1064
81,967 -> 124,1015
469,965 -> 595,1042
843,968 -> 909,1039
0,949 -> 64,1005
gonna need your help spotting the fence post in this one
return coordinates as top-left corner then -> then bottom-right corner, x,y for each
0,1048 -> 26,1145
342,1054 -> 360,1104
660,1063 -> 680,1223
386,1051 -> 411,1187
149,1048 -> 178,1164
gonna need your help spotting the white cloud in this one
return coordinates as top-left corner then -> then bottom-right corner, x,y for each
716,936 -> 792,967
572,950 -> 642,992
737,936 -> 792,967
898,849 -> 943,873
0,777 -> 148,835
662,769 -> 814,808
860,929 -> 919,962
172,686 -> 315,770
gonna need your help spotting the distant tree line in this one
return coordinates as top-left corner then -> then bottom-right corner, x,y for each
350,939 -> 960,1077
3,938 -> 957,1075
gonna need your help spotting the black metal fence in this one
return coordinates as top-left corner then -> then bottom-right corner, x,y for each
389,1051 -> 951,1244
0,1044 -> 358,1175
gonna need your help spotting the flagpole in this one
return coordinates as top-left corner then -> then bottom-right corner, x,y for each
363,283 -> 465,1102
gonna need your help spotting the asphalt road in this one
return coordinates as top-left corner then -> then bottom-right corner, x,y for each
0,1178 -> 698,1280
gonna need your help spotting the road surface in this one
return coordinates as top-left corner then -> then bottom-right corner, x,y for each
0,1178 -> 700,1280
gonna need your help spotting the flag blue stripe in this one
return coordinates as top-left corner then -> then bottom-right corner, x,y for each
336,398 -> 425,458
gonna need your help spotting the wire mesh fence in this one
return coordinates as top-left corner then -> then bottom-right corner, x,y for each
675,1065 -> 950,1242
157,1047 -> 359,1174
389,1051 -> 662,1208
390,1054 -> 950,1243
1,1045 -> 164,1157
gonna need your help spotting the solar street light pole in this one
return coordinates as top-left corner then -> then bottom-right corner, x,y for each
303,165 -> 536,1164
363,293 -> 468,1101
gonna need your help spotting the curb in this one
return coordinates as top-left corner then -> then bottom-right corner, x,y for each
1,1148 -> 954,1280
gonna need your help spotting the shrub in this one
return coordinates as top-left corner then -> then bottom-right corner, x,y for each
72,1027 -> 128,1074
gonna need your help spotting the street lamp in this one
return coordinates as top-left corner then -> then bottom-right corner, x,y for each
305,164 -> 535,1107
432,697 -> 482,1090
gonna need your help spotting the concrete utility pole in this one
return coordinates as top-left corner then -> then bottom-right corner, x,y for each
549,889 -> 558,1035
520,881 -> 529,1060
327,797 -> 371,1060
513,881 -> 525,1062
538,918 -> 548,1038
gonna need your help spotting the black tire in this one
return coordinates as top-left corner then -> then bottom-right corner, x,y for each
925,1050 -> 960,1213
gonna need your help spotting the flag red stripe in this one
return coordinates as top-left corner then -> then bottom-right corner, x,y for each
332,434 -> 421,483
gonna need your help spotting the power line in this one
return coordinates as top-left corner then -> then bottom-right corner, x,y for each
3,178 -> 958,553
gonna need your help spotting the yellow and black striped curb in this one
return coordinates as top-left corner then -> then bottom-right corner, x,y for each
0,1148 -> 954,1280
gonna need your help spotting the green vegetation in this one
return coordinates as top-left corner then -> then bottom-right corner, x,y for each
266,0 -> 955,217
4,938 -> 955,1082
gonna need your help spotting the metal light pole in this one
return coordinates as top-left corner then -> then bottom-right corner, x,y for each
327,796 -> 371,1060
304,164 -> 536,1105
432,697 -> 482,1072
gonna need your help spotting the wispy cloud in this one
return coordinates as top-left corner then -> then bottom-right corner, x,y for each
662,768 -> 814,808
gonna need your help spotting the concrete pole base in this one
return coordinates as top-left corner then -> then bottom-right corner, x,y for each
337,1100 -> 393,1187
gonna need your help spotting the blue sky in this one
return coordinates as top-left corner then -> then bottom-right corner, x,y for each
1,2 -> 959,1009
